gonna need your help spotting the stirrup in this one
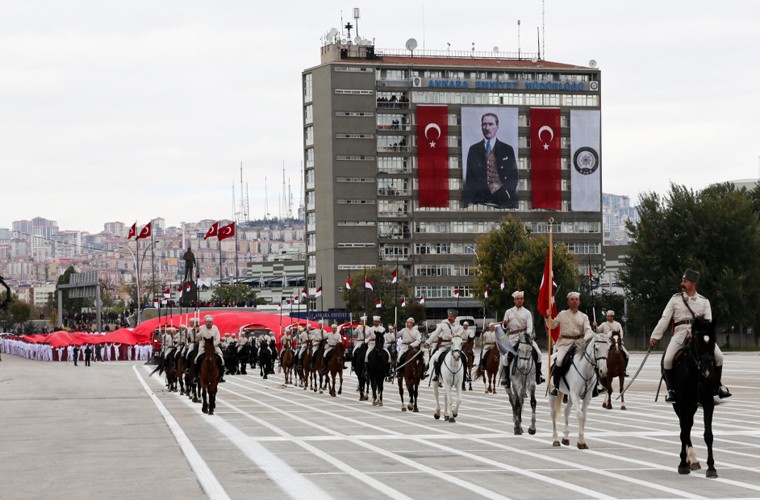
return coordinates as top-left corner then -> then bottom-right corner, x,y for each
550,386 -> 559,396
717,386 -> 732,399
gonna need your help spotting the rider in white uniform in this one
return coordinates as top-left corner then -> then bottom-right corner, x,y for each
397,317 -> 421,364
595,310 -> 629,376
547,292 -> 594,396
321,324 -> 342,375
194,315 -> 225,383
502,290 -> 544,386
424,309 -> 463,382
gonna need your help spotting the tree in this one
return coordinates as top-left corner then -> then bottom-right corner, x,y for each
342,268 -> 422,327
619,183 -> 760,334
474,216 -> 580,328
1,298 -> 36,331
210,284 -> 263,306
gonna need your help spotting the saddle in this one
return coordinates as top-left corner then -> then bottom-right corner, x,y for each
552,345 -> 577,379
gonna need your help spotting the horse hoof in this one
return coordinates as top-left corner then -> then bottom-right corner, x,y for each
413,407 -> 418,413
452,411 -> 458,418
407,404 -> 413,411
528,427 -> 536,435
706,469 -> 718,478
577,443 -> 588,450
561,438 -> 570,446
378,401 -> 383,407
621,405 -> 626,410
514,428 -> 523,435
448,417 -> 456,423
364,395 -> 369,401
372,400 -> 378,406
434,412 -> 440,420
319,390 -> 323,394
338,389 -> 342,395
690,461 -> 701,471
678,465 -> 691,475
402,406 -> 407,412
444,415 -> 450,421
552,440 -> 561,447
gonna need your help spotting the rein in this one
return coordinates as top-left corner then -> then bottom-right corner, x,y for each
568,336 -> 607,398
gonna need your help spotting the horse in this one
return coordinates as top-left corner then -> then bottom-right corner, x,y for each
199,338 -> 220,415
326,342 -> 345,397
248,340 -> 259,370
279,340 -> 295,386
462,336 -> 474,391
237,343 -> 250,375
223,344 -> 239,375
667,316 -> 719,478
184,347 -> 199,403
433,336 -> 464,422
550,332 -> 609,449
507,332 -> 537,435
366,343 -> 389,406
479,345 -> 500,394
175,348 -> 186,396
258,341 -> 273,379
397,346 -> 424,412
164,350 -> 178,392
602,334 -> 626,410
310,340 -> 326,393
351,343 -> 369,401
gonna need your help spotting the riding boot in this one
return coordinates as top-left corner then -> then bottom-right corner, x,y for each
663,368 -> 676,403
715,365 -> 732,398
217,356 -> 226,383
550,369 -> 561,396
535,361 -> 544,384
624,354 -> 630,377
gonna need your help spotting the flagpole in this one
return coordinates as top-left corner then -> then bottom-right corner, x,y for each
547,217 -> 554,394
218,236 -> 223,287
135,231 -> 141,324
234,223 -> 239,285
150,221 -> 156,313
394,257 -> 399,328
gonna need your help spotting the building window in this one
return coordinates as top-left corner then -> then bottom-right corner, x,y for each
305,126 -> 313,146
304,104 -> 313,125
303,73 -> 312,103
335,88 -> 374,95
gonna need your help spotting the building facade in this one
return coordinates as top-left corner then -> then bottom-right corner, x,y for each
309,39 -> 603,313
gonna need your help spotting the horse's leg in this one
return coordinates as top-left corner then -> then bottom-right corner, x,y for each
510,389 -> 522,435
562,395 -> 572,446
704,401 -> 717,478
201,384 -> 208,414
576,397 -> 590,449
412,381 -> 419,412
529,386 -> 537,435
399,375 -> 406,411
208,387 -> 215,416
619,374 -> 626,410
468,364 -> 473,391
433,383 -> 441,419
442,379 -> 451,421
453,374 -> 462,419
677,404 -> 697,474
550,394 -> 561,446
338,370 -> 343,395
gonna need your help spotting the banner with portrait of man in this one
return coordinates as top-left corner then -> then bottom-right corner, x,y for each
570,109 -> 601,212
461,107 -> 519,209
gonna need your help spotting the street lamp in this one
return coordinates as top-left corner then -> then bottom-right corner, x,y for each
124,241 -> 154,325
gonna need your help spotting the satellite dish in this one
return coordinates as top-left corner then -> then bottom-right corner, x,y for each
531,56 -> 538,63
354,36 -> 362,44
589,59 -> 598,68
329,27 -> 339,38
493,46 -> 499,52
405,38 -> 418,51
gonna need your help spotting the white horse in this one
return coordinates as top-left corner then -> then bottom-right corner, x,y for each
550,332 -> 609,449
507,332 -> 537,435
433,336 -> 464,423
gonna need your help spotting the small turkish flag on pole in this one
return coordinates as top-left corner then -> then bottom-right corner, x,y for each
218,222 -> 236,241
137,222 -> 152,239
419,295 -> 425,305
500,277 -> 505,291
203,222 -> 219,240
365,277 -> 373,290
315,286 -> 323,298
127,222 -> 136,240
391,268 -> 398,284
345,275 -> 352,290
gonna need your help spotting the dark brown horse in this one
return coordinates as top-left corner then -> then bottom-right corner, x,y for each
603,334 -> 626,410
482,346 -> 500,394
280,340 -> 295,386
326,342 -> 345,397
165,350 -> 178,392
462,336 -> 474,391
299,346 -> 312,390
397,346 -> 424,412
199,338 -> 220,415
175,349 -> 186,396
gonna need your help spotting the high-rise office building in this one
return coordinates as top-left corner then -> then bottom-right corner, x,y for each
303,35 -> 603,315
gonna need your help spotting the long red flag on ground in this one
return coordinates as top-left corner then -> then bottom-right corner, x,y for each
538,245 -> 560,342
416,105 -> 449,208
530,108 -> 562,210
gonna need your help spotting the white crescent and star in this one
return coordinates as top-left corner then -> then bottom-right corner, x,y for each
538,125 -> 554,150
424,123 -> 441,148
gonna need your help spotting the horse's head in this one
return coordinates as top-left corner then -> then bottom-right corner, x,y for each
691,316 -> 716,380
590,332 -> 610,379
450,336 -> 463,361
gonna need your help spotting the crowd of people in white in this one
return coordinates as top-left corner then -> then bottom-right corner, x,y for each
0,336 -> 153,362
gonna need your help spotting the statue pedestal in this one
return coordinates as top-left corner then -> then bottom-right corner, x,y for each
180,281 -> 198,307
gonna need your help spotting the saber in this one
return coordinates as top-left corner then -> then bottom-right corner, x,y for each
654,374 -> 664,402
616,345 -> 651,400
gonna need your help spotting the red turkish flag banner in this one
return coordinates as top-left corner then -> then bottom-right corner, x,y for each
416,105 -> 449,208
137,222 -> 152,239
537,246 -> 560,342
127,222 -> 137,240
203,222 -> 219,240
530,108 -> 562,210
218,222 -> 235,241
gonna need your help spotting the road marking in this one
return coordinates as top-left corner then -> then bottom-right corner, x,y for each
133,366 -> 230,500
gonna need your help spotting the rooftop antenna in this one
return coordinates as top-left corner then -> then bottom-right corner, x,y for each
353,8 -> 360,38
517,19 -> 521,59
245,181 -> 250,223
231,182 -> 236,222
542,0 -> 546,60
265,177 -> 270,220
422,2 -> 426,50
281,161 -> 287,220
537,27 -> 541,60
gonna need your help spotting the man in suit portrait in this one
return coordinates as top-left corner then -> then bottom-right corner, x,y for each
463,112 -> 518,208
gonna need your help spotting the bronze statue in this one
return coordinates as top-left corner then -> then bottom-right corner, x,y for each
182,247 -> 196,283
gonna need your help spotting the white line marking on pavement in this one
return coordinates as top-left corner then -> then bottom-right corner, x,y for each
133,366 -> 230,500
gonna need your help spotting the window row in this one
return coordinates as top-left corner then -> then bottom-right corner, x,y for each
373,68 -> 595,83
415,264 -> 474,277
412,91 -> 599,107
414,286 -> 475,299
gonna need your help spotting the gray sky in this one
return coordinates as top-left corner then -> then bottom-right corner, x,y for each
2,1 -> 758,233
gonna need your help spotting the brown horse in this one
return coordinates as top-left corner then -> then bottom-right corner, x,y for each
398,346 -> 424,412
326,342 -> 345,397
462,336 -> 474,391
482,346 -> 500,394
175,349 -> 187,395
603,334 -> 627,410
280,341 -> 295,386
199,338 -> 220,415
299,346 -> 312,390
311,342 -> 326,394
165,351 -> 178,392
